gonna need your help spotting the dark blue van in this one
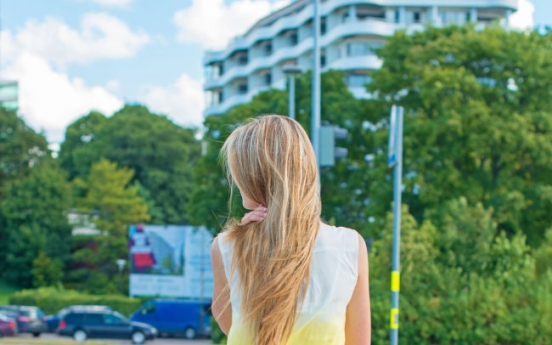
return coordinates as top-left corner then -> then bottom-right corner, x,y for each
130,300 -> 211,339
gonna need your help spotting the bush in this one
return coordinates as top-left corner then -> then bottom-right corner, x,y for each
210,316 -> 227,344
9,287 -> 143,316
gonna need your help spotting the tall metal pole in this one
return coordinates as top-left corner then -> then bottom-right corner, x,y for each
289,75 -> 296,120
311,0 -> 321,165
390,106 -> 404,345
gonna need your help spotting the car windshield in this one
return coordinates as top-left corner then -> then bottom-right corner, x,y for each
20,309 -> 37,318
0,309 -> 17,318
113,312 -> 129,323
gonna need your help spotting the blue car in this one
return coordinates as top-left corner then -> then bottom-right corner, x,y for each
45,305 -> 111,332
131,300 -> 211,339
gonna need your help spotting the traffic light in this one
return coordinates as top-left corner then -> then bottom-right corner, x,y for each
319,125 -> 348,167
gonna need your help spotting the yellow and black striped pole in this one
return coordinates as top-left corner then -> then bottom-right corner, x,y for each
388,105 -> 404,345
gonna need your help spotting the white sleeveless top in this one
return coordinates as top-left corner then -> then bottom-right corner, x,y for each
217,222 -> 359,345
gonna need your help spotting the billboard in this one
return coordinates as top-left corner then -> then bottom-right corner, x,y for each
128,225 -> 213,299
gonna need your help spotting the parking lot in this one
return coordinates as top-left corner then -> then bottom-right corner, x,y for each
0,333 -> 212,345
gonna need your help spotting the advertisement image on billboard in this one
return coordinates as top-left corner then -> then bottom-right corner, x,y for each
128,224 -> 213,299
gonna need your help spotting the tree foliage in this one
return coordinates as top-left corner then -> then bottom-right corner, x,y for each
0,107 -> 50,191
75,158 -> 150,236
0,165 -> 72,288
66,159 -> 149,294
368,25 -> 552,246
59,105 -> 201,224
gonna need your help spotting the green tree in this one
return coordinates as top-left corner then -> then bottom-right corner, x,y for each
368,25 -> 552,245
67,159 -> 149,294
369,200 -> 552,345
59,105 -> 201,224
32,251 -> 63,288
0,165 -> 72,287
75,158 -> 150,236
0,108 -> 50,188
58,111 -> 107,180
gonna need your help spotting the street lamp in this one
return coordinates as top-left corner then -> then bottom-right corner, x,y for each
116,259 -> 126,295
283,64 -> 302,120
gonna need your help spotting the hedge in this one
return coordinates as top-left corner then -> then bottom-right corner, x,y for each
9,287 -> 144,316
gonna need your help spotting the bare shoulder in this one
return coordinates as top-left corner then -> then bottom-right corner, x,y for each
331,224 -> 366,251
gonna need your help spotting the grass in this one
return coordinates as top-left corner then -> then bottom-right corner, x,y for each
0,278 -> 18,304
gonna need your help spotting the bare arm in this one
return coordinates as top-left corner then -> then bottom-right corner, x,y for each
345,233 -> 371,345
211,236 -> 232,334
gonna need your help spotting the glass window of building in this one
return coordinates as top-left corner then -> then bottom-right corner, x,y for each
264,43 -> 272,56
357,5 -> 385,21
347,74 -> 373,88
440,11 -> 469,26
264,72 -> 272,86
237,56 -> 248,65
289,32 -> 298,46
238,83 -> 248,94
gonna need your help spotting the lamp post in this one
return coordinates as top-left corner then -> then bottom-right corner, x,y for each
116,259 -> 126,295
312,0 -> 321,165
283,64 -> 302,120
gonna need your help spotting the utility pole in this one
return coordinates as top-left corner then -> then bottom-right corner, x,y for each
311,0 -> 321,166
388,105 -> 404,345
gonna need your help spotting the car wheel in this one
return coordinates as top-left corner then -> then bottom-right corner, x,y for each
73,329 -> 88,342
184,327 -> 196,339
0,331 -> 3,338
32,332 -> 41,337
131,331 -> 146,344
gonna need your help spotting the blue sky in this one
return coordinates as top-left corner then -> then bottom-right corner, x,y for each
0,0 -> 550,145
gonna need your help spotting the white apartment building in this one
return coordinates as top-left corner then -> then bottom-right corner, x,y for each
203,0 -> 518,117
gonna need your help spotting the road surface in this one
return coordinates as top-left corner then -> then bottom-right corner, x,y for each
0,333 -> 213,345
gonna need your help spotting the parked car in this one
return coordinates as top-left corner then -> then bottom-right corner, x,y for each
45,305 -> 112,332
0,313 -> 17,338
58,309 -> 157,344
131,299 -> 211,339
0,306 -> 47,337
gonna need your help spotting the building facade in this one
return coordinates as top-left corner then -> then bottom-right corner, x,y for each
0,80 -> 19,111
203,0 -> 518,117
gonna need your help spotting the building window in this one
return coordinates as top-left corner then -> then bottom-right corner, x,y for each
413,12 -> 421,23
342,13 -> 349,23
347,42 -> 369,56
440,11 -> 469,26
264,73 -> 272,86
289,32 -> 298,46
321,55 -> 326,68
346,41 -> 384,57
347,74 -> 373,88
218,91 -> 224,103
395,10 -> 400,23
264,43 -> 272,56
238,83 -> 248,94
321,18 -> 327,35
237,54 -> 248,65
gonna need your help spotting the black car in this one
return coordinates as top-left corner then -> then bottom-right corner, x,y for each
0,306 -> 47,337
58,309 -> 157,344
45,305 -> 112,332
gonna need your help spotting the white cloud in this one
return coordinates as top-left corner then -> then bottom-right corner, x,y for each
105,79 -> 121,93
509,0 -> 535,30
3,53 -> 123,143
174,0 -> 291,50
91,0 -> 132,7
1,13 -> 149,67
143,74 -> 205,128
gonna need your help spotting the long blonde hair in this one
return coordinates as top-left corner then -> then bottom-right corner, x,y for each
220,115 -> 321,345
